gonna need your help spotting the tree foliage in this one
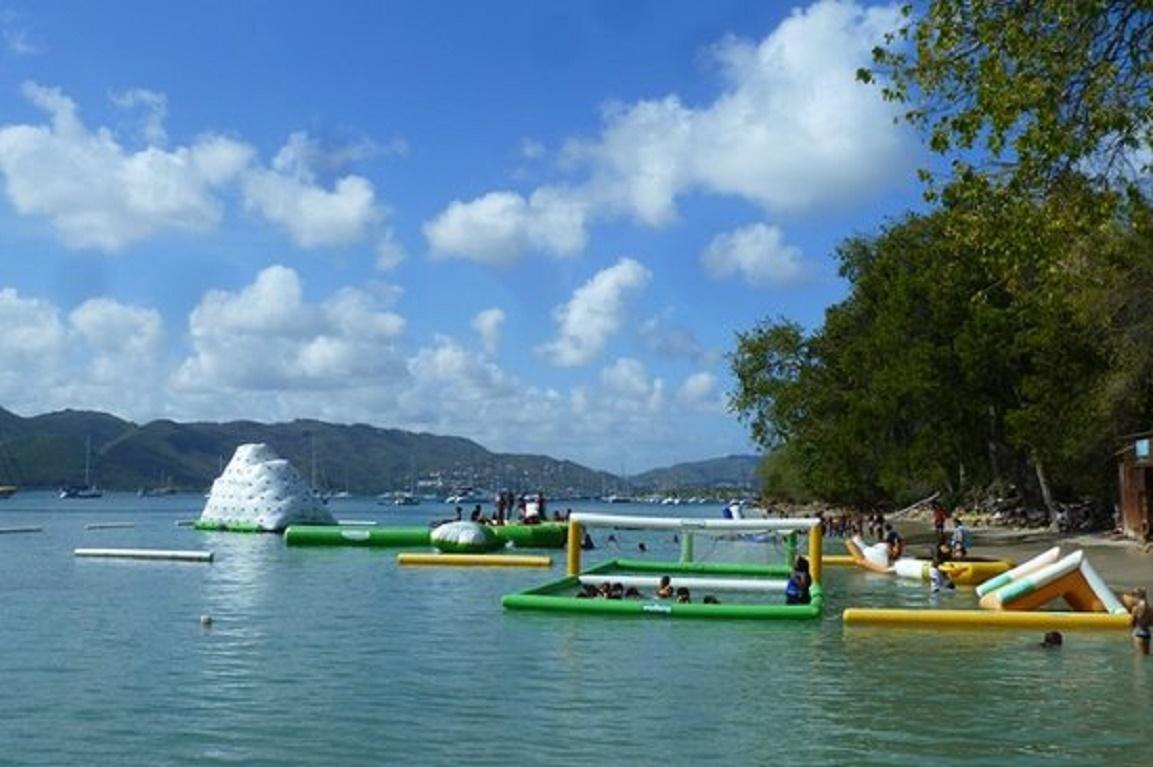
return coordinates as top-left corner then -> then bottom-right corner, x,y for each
730,1 -> 1153,514
861,0 -> 1153,193
731,184 -> 1153,510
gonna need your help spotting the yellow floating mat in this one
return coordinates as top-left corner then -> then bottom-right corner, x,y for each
938,560 -> 1013,586
843,607 -> 1131,630
396,553 -> 552,568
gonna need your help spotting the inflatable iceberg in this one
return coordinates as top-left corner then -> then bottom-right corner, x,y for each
197,443 -> 335,532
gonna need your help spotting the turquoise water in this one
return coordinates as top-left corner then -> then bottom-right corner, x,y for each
0,493 -> 1149,766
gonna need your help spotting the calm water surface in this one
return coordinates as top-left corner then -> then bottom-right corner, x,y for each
0,492 -> 1149,766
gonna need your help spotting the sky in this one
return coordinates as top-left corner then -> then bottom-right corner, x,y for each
0,0 -> 926,473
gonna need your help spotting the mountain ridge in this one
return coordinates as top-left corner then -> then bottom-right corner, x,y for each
0,407 -> 759,496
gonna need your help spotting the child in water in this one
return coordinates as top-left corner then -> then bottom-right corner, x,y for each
929,555 -> 955,593
656,575 -> 674,599
786,556 -> 812,605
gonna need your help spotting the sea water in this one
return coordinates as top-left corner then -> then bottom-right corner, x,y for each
0,492 -> 1149,766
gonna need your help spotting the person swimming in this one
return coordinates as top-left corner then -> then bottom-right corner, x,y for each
675,587 -> 691,603
1041,630 -> 1063,648
656,575 -> 674,599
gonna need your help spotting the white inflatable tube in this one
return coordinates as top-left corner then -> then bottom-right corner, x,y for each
975,546 -> 1061,596
570,512 -> 819,533
577,574 -> 788,592
1079,556 -> 1126,614
892,559 -> 926,579
851,535 -> 893,569
74,548 -> 214,563
996,550 -> 1083,597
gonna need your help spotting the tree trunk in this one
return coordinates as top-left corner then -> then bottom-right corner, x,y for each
986,406 -> 1002,484
1032,454 -> 1056,523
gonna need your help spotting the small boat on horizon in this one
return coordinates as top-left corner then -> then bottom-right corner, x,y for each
60,484 -> 103,499
61,436 -> 102,499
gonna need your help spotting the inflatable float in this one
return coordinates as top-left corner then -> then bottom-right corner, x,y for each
396,553 -> 552,567
283,522 -> 568,549
844,535 -> 1012,586
842,546 -> 1131,631
843,607 -> 1131,631
977,549 -> 1127,613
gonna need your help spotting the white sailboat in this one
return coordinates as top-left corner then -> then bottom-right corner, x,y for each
60,436 -> 102,499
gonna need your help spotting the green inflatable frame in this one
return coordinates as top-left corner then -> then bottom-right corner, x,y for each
503,558 -> 824,620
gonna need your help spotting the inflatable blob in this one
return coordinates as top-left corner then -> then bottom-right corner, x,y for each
431,521 -> 504,553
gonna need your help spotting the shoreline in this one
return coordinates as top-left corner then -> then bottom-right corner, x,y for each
881,519 -> 1152,591
975,528 -> 1152,592
777,501 -> 1151,591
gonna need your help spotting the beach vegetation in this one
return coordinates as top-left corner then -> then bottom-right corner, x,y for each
732,1 -> 1153,520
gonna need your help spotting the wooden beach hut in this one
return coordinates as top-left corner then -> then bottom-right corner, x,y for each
1117,432 -> 1153,542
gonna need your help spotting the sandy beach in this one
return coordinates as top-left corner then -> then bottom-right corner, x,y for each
977,529 -> 1153,592
882,518 -> 1153,591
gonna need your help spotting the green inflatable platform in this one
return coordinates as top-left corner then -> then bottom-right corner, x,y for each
283,522 -> 568,549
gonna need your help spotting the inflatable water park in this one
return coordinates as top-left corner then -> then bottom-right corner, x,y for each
180,443 -> 1144,632
843,544 -> 1133,631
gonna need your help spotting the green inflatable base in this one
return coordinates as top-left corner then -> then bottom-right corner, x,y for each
284,525 -> 431,547
193,520 -> 268,533
283,522 -> 568,549
502,558 -> 823,620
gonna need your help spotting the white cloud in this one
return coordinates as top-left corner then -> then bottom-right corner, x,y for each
424,0 -> 908,261
471,308 -> 506,356
639,312 -> 712,363
375,228 -> 406,270
71,298 -> 164,361
174,265 -> 405,391
701,222 -> 803,286
243,132 -> 381,249
678,371 -> 717,405
67,298 -> 166,412
599,357 -> 665,414
521,138 -> 546,160
424,186 -> 589,264
601,357 -> 650,398
537,257 -> 651,367
1,12 -> 38,56
0,82 -> 253,251
0,289 -> 66,397
0,290 -> 174,417
110,88 -> 168,146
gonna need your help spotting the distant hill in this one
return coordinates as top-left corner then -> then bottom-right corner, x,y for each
630,454 -> 761,493
0,407 -> 617,496
0,406 -> 761,498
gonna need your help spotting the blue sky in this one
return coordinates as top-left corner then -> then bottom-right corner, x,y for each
0,1 -> 924,472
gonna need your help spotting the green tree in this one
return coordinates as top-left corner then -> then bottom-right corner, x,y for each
861,0 -> 1153,193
